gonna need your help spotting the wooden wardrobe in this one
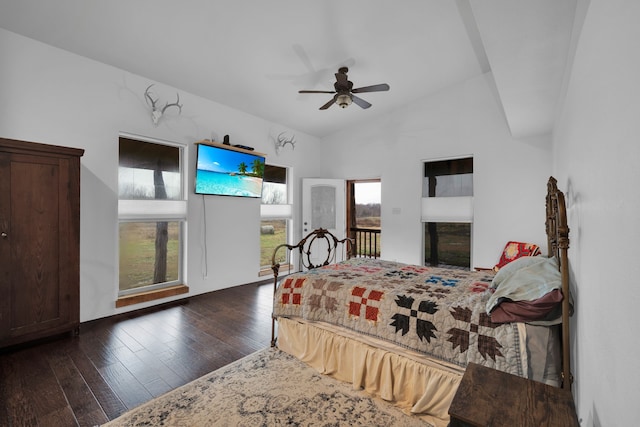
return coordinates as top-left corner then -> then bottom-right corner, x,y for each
0,138 -> 84,348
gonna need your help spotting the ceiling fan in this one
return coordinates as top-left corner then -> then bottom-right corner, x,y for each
299,67 -> 390,110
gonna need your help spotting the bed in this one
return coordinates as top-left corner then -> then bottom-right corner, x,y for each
270,176 -> 572,427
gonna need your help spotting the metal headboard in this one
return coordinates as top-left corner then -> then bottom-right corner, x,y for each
545,176 -> 573,390
270,228 -> 353,346
271,228 -> 353,274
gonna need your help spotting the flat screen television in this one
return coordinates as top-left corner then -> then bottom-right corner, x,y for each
195,142 -> 265,198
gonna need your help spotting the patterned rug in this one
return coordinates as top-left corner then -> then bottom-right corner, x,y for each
101,347 -> 433,427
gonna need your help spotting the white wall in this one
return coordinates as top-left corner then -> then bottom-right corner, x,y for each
553,1 -> 640,425
320,73 -> 553,267
0,28 -> 323,322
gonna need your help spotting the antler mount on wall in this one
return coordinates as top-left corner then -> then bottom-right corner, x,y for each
272,131 -> 296,154
144,84 -> 183,126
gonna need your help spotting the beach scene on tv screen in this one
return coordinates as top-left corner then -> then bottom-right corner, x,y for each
195,145 -> 265,197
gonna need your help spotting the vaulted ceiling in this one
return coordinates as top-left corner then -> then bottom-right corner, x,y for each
0,0 -> 578,139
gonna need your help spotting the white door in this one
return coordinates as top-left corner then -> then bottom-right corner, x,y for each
302,178 -> 346,266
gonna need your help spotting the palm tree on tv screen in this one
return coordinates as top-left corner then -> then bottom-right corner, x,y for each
252,159 -> 264,177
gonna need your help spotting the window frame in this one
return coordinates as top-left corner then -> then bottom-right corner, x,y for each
421,156 -> 474,269
118,219 -> 185,297
259,164 -> 292,275
117,134 -> 188,301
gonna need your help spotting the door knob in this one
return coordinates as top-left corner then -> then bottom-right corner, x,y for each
1,232 -> 7,238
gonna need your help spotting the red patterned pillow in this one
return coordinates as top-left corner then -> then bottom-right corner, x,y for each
493,241 -> 541,271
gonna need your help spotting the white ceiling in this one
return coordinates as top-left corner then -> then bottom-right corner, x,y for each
0,0 -> 578,139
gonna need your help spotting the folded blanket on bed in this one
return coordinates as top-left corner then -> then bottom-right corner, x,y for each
489,290 -> 563,323
486,256 -> 561,315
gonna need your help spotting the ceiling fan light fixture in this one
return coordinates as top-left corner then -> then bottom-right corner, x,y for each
336,93 -> 352,108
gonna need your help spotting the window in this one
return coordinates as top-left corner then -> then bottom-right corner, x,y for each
260,165 -> 291,272
422,157 -> 473,268
118,136 -> 187,301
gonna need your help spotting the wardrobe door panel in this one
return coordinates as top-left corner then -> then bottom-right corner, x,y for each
10,155 -> 66,334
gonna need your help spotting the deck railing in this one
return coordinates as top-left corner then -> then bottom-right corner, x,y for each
349,227 -> 381,259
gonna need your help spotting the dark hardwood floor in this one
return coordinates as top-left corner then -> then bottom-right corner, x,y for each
0,281 -> 274,427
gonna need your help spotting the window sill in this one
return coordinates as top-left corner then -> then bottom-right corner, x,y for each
116,284 -> 189,308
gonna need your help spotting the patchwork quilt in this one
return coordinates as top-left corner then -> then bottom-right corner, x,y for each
273,258 -> 525,376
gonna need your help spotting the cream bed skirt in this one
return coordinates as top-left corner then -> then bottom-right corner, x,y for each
276,316 -> 561,426
276,317 -> 464,427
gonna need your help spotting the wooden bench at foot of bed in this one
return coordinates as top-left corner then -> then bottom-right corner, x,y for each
449,362 -> 578,426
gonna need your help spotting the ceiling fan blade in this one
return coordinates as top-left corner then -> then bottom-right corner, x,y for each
319,96 -> 337,110
352,83 -> 390,93
292,44 -> 315,73
299,90 -> 336,94
351,95 -> 372,109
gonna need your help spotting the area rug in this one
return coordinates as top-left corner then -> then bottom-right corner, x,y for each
101,347 -> 433,426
